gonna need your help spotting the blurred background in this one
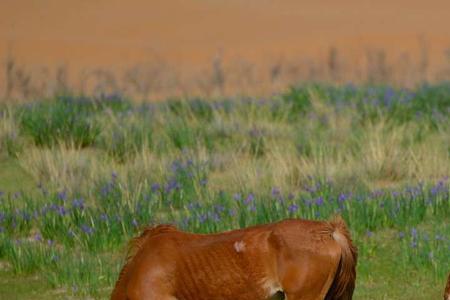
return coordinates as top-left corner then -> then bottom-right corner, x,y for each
0,2 -> 449,299
1,0 -> 450,100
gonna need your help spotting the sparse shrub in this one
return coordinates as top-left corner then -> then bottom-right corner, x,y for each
248,127 -> 266,157
97,122 -> 152,162
1,129 -> 23,158
166,98 -> 214,121
165,118 -> 197,150
282,86 -> 312,116
0,108 -> 23,157
19,97 -> 101,147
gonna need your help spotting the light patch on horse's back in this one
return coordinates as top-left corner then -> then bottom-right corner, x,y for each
233,240 -> 246,253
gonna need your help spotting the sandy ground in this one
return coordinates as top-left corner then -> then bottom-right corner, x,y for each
0,0 -> 449,97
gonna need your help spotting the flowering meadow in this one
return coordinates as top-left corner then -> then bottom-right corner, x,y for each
0,83 -> 449,299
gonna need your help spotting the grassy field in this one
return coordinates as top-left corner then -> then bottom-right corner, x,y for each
0,83 -> 449,299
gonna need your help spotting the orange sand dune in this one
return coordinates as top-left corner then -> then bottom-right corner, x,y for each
1,0 -> 449,97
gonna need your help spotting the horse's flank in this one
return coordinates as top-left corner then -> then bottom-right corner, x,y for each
111,217 -> 357,300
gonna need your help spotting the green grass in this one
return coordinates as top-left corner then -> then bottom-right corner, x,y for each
0,83 -> 449,299
355,222 -> 447,300
0,269 -> 55,300
0,156 -> 34,193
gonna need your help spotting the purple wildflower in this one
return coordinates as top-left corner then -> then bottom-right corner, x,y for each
214,205 -> 225,213
288,204 -> 299,214
244,193 -> 255,205
81,224 -> 94,235
165,178 -> 179,193
151,183 -> 160,192
198,214 -> 208,224
72,198 -> 85,210
100,213 -> 108,222
305,185 -> 316,194
132,219 -> 139,227
233,193 -> 242,201
338,193 -> 348,203
57,190 -> 67,202
34,233 -> 42,242
21,211 -> 31,221
171,160 -> 182,173
181,217 -> 190,227
101,183 -> 113,196
211,213 -> 221,222
315,197 -> 324,206
371,189 -> 384,198
271,187 -> 281,197
57,205 -> 66,216
411,228 -> 418,239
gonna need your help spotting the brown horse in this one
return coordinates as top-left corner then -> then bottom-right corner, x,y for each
111,216 -> 357,300
445,273 -> 450,300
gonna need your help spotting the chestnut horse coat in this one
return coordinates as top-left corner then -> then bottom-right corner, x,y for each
112,217 -> 357,300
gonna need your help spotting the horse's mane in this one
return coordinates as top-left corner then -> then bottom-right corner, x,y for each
111,224 -> 178,299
